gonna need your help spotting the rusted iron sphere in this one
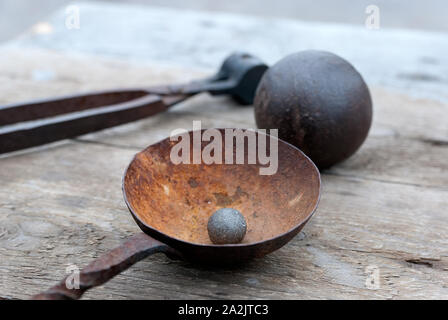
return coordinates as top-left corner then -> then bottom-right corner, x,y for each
254,50 -> 372,169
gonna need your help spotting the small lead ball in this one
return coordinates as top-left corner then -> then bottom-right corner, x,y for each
207,208 -> 247,244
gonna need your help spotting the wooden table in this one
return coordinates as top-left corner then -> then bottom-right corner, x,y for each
0,3 -> 447,299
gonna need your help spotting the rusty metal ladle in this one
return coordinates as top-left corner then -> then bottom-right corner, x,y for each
32,129 -> 321,299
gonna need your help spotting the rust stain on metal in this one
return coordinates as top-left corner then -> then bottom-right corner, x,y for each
188,178 -> 199,188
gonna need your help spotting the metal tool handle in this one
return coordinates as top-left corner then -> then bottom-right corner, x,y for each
31,233 -> 182,300
0,93 -> 187,154
0,89 -> 154,126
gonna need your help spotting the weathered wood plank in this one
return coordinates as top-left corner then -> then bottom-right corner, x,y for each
1,142 -> 447,299
1,48 -> 447,299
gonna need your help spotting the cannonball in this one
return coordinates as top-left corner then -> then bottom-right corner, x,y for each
254,50 -> 372,169
207,208 -> 247,244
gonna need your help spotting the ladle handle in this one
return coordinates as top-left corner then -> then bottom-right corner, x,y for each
31,233 -> 182,300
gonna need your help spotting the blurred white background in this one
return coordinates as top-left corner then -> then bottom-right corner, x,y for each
0,0 -> 446,42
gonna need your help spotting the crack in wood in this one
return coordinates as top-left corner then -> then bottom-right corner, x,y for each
419,138 -> 448,147
323,244 -> 447,271
405,258 -> 435,268
324,171 -> 448,191
72,138 -> 142,150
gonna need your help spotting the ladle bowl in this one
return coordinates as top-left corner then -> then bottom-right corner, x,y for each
124,129 -> 321,264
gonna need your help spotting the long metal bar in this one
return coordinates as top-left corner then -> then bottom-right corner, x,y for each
0,94 -> 188,154
0,89 -> 152,126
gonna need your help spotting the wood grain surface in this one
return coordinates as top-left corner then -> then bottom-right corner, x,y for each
0,48 -> 447,300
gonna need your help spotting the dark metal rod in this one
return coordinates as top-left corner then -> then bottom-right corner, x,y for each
0,94 -> 187,154
0,89 -> 151,126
